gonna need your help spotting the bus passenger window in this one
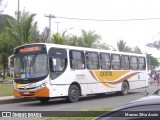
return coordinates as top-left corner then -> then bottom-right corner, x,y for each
139,57 -> 146,70
111,54 -> 120,70
121,55 -> 130,70
100,53 -> 111,70
130,56 -> 138,70
69,50 -> 85,69
86,52 -> 99,69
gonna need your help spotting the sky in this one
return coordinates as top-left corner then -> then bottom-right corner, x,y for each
2,0 -> 160,58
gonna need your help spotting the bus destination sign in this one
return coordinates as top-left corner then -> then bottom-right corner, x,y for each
19,46 -> 41,53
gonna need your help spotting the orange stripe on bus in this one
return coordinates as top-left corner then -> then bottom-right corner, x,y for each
108,72 -> 141,85
89,70 -> 141,88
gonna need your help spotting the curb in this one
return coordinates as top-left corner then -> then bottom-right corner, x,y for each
0,96 -> 36,104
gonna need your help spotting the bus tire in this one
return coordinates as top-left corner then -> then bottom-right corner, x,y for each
121,81 -> 129,96
67,85 -> 80,103
38,97 -> 49,103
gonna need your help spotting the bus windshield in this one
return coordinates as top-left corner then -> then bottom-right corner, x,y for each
14,54 -> 48,79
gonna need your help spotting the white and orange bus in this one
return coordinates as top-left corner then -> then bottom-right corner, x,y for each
13,43 -> 148,102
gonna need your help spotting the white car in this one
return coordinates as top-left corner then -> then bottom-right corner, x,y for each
94,89 -> 160,120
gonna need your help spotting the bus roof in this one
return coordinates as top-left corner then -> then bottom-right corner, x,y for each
15,43 -> 146,57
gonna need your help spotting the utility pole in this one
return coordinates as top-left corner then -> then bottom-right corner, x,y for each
44,14 -> 56,38
17,0 -> 20,21
148,54 -> 152,71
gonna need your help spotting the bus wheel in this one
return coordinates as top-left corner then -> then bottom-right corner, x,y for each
67,85 -> 80,103
38,97 -> 49,103
121,81 -> 129,95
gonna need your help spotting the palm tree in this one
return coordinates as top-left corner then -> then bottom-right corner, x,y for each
51,31 -> 67,44
6,10 -> 38,45
50,29 -> 101,48
80,30 -> 101,48
117,40 -> 132,52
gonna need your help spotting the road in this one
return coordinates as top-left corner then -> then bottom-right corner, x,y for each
0,84 -> 159,112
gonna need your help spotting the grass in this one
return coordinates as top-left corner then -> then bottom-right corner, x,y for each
0,76 -> 14,97
0,76 -> 13,80
32,106 -> 117,120
0,84 -> 14,96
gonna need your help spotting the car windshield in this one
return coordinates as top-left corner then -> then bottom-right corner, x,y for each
14,54 -> 48,79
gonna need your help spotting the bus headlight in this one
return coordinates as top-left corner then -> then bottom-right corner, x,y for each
37,82 -> 47,90
42,82 -> 46,87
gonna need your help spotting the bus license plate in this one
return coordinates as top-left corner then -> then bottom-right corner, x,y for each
23,92 -> 29,95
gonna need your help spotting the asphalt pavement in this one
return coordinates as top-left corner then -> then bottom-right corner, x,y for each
0,82 -> 159,104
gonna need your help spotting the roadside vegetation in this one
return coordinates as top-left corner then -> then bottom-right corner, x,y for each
32,106 -> 117,120
0,76 -> 13,96
0,84 -> 13,96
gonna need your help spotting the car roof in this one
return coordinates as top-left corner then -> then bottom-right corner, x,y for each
95,95 -> 160,119
131,95 -> 160,103
113,95 -> 160,111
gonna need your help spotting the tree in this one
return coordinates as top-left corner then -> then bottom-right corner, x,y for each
65,35 -> 80,46
146,41 -> 160,50
49,29 -> 111,50
132,46 -> 142,54
0,32 -> 14,79
0,14 -> 16,79
117,40 -> 132,52
146,54 -> 159,70
80,30 -> 101,48
0,14 -> 14,32
51,31 -> 67,44
6,10 -> 38,45
38,27 -> 50,43
50,29 -> 102,48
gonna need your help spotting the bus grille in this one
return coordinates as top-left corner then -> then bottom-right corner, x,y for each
18,87 -> 37,90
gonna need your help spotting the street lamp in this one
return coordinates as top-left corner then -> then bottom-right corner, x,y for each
55,21 -> 61,34
63,28 -> 74,33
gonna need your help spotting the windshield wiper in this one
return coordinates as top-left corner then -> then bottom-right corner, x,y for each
29,54 -> 37,73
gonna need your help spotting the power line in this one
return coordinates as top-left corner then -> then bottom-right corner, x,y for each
55,16 -> 160,22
